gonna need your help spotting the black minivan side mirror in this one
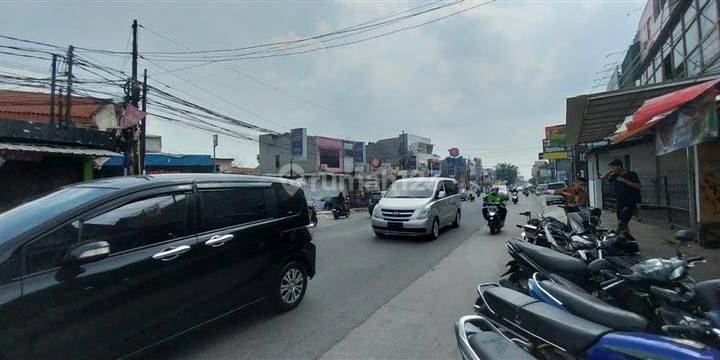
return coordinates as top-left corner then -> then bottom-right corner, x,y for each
65,241 -> 110,265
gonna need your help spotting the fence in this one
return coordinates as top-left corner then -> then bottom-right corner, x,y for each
601,175 -> 690,228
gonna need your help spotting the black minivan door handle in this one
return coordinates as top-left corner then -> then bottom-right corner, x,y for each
152,245 -> 191,261
205,234 -> 235,247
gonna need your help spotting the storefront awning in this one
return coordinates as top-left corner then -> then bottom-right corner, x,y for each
566,75 -> 720,145
612,77 -> 720,144
0,142 -> 120,156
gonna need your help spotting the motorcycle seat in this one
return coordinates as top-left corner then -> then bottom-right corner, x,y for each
483,286 -> 610,354
539,280 -> 648,332
695,279 -> 720,312
468,332 -> 535,360
509,240 -> 588,276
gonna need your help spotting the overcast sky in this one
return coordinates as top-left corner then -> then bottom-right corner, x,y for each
0,0 -> 644,177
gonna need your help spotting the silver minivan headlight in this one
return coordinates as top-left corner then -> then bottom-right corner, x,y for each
372,204 -> 382,217
417,206 -> 431,219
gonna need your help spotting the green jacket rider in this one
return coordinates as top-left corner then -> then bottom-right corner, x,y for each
483,187 -> 505,203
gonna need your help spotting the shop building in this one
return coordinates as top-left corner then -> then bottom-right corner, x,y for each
566,0 -> 720,246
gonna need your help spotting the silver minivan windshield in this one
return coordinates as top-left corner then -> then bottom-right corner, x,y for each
384,181 -> 436,199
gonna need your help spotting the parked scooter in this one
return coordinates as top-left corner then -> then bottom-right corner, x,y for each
463,285 -> 720,360
331,201 -> 350,219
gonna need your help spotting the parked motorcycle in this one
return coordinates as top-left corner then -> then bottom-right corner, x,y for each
463,285 -> 720,360
527,269 -> 720,347
331,201 -> 350,219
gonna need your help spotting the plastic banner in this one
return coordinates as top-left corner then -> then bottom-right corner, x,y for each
655,93 -> 718,156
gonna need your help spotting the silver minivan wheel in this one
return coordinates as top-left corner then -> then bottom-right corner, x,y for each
428,218 -> 440,240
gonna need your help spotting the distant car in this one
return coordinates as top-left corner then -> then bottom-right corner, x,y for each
535,184 -> 547,195
497,185 -> 510,200
460,188 -> 468,201
368,191 -> 386,215
543,182 -> 567,205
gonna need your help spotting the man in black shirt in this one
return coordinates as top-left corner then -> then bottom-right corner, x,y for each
599,159 -> 641,234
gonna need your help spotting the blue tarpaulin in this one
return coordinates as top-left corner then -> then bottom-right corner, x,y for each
103,153 -> 215,167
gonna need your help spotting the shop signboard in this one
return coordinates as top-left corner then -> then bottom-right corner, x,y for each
290,128 -> 307,160
543,151 -> 568,159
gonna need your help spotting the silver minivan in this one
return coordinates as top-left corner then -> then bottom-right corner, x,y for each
371,177 -> 462,240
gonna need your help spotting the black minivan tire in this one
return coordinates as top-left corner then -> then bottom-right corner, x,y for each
269,261 -> 308,313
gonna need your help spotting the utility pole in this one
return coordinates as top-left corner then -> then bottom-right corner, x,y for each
290,157 -> 294,178
212,134 -> 218,173
126,19 -> 140,175
140,69 -> 147,174
64,46 -> 74,125
49,54 -> 57,123
131,20 -> 139,107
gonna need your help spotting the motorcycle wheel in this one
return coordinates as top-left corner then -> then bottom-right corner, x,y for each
333,212 -> 339,219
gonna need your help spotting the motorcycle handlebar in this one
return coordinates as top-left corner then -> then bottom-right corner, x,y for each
685,256 -> 705,263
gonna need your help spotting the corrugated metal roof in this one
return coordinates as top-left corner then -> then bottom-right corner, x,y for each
0,90 -> 110,126
0,142 -> 120,156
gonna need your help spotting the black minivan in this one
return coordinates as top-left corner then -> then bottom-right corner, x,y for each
0,174 -> 316,359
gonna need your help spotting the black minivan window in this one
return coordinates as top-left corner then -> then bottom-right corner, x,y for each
274,184 -> 305,217
200,188 -> 269,232
81,194 -> 189,254
25,220 -> 80,274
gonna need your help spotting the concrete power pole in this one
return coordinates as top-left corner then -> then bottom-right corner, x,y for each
49,54 -> 57,123
64,46 -> 74,125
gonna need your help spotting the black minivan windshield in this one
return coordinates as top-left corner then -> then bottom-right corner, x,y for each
0,186 -> 112,243
384,181 -> 436,198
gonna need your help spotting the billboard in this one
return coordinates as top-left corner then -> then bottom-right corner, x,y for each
353,141 -> 365,162
543,151 -> 568,159
545,124 -> 566,146
290,128 -> 307,160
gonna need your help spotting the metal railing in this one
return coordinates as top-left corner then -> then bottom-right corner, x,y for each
601,175 -> 691,227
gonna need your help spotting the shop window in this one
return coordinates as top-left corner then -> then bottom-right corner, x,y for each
701,29 -> 720,65
686,20 -> 700,51
699,0 -> 710,9
663,55 -> 674,79
654,66 -> 663,83
673,40 -> 686,69
699,2 -> 718,37
685,1 -> 698,27
672,21 -> 684,43
688,48 -> 702,75
319,147 -> 340,168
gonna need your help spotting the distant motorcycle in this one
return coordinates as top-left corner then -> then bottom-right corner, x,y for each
469,192 -> 475,202
331,201 -> 350,219
308,202 -> 318,226
522,189 -> 529,197
511,192 -> 519,204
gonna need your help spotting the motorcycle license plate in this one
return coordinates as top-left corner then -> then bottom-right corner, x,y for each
388,222 -> 403,230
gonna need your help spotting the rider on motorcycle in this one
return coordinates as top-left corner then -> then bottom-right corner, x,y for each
335,192 -> 348,213
482,187 -> 507,223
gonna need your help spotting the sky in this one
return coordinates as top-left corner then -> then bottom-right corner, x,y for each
0,0 -> 645,178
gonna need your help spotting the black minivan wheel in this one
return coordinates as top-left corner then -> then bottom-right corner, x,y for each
269,261 -> 308,312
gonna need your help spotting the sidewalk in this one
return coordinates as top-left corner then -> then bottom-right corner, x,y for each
538,196 -> 720,281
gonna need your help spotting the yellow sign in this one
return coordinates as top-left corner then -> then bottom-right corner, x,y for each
543,151 -> 568,159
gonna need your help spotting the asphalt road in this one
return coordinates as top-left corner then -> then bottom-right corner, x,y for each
143,194 -> 538,360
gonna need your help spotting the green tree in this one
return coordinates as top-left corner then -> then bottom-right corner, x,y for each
495,163 -> 519,184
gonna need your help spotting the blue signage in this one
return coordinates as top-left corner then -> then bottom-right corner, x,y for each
353,142 -> 364,162
290,128 -> 307,159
